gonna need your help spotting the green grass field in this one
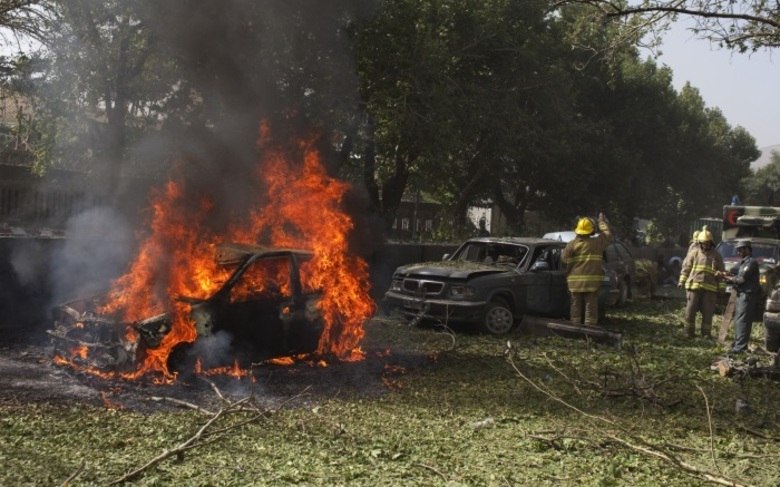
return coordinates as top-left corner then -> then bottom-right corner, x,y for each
1,297 -> 778,486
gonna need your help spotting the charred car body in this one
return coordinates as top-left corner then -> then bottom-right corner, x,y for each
49,243 -> 324,372
383,237 -> 618,334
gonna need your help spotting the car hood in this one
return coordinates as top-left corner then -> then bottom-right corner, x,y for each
394,260 -> 506,280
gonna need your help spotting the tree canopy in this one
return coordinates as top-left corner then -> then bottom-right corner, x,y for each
0,0 -> 764,242
554,0 -> 780,52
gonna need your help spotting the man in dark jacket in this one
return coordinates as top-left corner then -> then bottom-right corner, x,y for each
721,239 -> 760,354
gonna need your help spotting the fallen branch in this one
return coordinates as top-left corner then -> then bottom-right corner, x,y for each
148,396 -> 214,416
696,384 -> 720,473
505,343 -> 616,426
541,352 -> 583,396
606,435 -> 752,487
59,459 -> 85,487
434,322 -> 458,352
110,398 -> 249,485
528,432 -> 606,451
504,342 -> 752,487
414,463 -> 448,482
198,376 -> 230,406
737,425 -> 780,441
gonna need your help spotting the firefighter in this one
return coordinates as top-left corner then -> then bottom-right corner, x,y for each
562,212 -> 611,326
678,226 -> 725,338
689,230 -> 700,250
720,239 -> 760,354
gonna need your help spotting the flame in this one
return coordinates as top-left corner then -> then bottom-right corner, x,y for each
71,345 -> 89,360
100,392 -> 123,410
234,127 -> 375,360
267,356 -> 296,366
375,348 -> 392,358
196,359 -> 252,379
381,364 -> 407,391
82,123 -> 374,381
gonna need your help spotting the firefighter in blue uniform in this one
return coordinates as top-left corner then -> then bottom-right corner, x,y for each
720,239 -> 760,354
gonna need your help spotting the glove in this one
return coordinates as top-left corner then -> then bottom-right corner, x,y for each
677,282 -> 684,289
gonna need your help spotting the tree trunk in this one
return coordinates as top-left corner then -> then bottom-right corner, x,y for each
379,150 -> 412,231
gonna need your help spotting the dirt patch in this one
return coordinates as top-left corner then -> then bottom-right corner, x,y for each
0,321 -> 428,412
0,345 -> 102,407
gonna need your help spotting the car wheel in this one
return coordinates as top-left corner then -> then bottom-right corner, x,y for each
482,298 -> 515,335
766,326 -> 780,353
617,278 -> 629,307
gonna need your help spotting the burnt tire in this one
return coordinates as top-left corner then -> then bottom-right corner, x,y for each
482,298 -> 515,335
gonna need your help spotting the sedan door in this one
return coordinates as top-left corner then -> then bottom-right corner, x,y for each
524,244 -> 564,316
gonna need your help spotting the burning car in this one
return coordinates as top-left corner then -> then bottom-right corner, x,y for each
383,237 -> 618,335
49,243 -> 324,376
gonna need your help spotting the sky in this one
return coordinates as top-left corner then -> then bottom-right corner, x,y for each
650,20 -> 779,150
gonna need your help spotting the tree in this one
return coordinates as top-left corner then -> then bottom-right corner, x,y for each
744,151 -> 780,205
0,0 -> 54,44
554,0 -> 780,52
352,0 -> 583,234
348,0 -> 760,238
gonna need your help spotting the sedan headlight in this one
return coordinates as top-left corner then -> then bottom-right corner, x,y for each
449,285 -> 475,299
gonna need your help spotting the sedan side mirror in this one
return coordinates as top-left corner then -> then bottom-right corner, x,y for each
531,260 -> 550,272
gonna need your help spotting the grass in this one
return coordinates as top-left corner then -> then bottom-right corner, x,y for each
2,296 -> 779,486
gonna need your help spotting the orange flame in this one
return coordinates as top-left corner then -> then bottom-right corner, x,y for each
237,129 -> 375,359
196,359 -> 252,379
71,345 -> 89,360
88,123 -> 374,381
381,364 -> 407,391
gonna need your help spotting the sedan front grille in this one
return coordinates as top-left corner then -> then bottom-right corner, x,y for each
402,279 -> 445,296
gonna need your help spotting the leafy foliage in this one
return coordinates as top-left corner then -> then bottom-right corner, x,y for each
0,0 -> 763,241
555,0 -> 780,52
744,150 -> 780,205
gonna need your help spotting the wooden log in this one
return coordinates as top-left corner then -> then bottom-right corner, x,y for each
522,315 -> 622,349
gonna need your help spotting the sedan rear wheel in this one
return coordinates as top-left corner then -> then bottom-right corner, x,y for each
482,298 -> 515,335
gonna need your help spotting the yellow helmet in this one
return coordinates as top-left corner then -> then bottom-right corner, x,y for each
696,225 -> 713,243
574,217 -> 594,235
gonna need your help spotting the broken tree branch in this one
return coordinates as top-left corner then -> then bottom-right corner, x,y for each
148,396 -> 215,416
111,384 -> 312,484
110,398 -> 250,485
59,459 -> 85,487
606,435 -> 753,487
198,376 -> 230,406
504,343 -> 752,487
696,384 -> 720,473
414,463 -> 448,482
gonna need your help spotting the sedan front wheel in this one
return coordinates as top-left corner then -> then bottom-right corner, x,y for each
482,298 -> 515,335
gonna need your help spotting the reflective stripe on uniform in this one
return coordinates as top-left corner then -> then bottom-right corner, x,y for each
566,254 -> 603,263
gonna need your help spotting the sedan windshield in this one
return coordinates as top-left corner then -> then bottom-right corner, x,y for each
451,242 -> 528,266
